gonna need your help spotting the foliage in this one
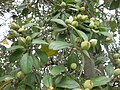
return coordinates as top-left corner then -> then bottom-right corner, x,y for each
0,0 -> 120,90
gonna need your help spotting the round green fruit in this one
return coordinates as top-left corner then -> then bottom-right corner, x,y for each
18,28 -> 24,32
18,37 -> 26,46
10,22 -> 20,30
81,15 -> 88,21
65,19 -> 71,24
70,63 -> 77,70
80,7 -> 85,11
114,68 -> 120,76
72,21 -> 78,27
60,2 -> 66,7
47,86 -> 54,90
83,80 -> 93,89
26,36 -> 32,43
81,41 -> 91,50
77,14 -> 82,20
75,37 -> 81,43
105,37 -> 112,43
17,71 -> 24,79
115,59 -> 120,65
113,53 -> 120,59
90,39 -> 97,46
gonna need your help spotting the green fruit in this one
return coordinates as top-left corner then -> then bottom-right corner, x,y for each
77,14 -> 82,20
18,37 -> 26,46
26,36 -> 31,43
10,22 -> 20,30
47,86 -> 54,90
81,15 -> 88,21
18,28 -> 24,32
90,39 -> 97,46
89,21 -> 95,28
80,7 -> 85,11
113,53 -> 120,59
115,59 -> 120,65
75,6 -> 80,9
65,19 -> 71,24
105,37 -> 112,43
60,2 -> 66,7
72,21 -> 78,27
73,88 -> 83,90
75,37 -> 81,43
114,68 -> 120,76
17,71 -> 24,79
70,63 -> 77,70
83,80 -> 93,89
90,17 -> 95,21
81,41 -> 91,50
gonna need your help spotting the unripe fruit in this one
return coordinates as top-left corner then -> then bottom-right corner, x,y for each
18,37 -> 26,46
81,15 -> 88,21
26,36 -> 31,44
60,2 -> 66,7
72,21 -> 78,27
83,80 -> 93,89
105,37 -> 112,43
10,22 -> 20,30
70,63 -> 77,70
18,28 -> 24,32
17,71 -> 24,79
77,14 -> 82,20
75,37 -> 81,43
81,41 -> 91,50
114,59 -> 120,65
73,88 -> 83,90
65,19 -> 71,24
90,17 -> 95,21
47,86 -> 54,90
114,68 -> 120,76
90,39 -> 97,46
75,6 -> 80,9
80,7 -> 85,11
89,21 -> 95,28
113,53 -> 120,59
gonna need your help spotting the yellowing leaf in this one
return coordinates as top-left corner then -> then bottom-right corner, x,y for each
2,39 -> 9,45
41,45 -> 58,56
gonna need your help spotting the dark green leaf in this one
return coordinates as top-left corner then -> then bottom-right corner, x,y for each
32,39 -> 48,45
56,77 -> 80,89
105,64 -> 114,77
75,30 -> 88,41
109,0 -> 120,10
36,49 -> 48,64
8,45 -> 24,51
91,76 -> 111,87
50,66 -> 65,76
109,20 -> 117,29
42,75 -> 53,87
20,53 -> 33,74
31,55 -> 40,69
49,41 -> 72,50
51,19 -> 67,27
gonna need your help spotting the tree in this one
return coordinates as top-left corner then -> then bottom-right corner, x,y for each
0,0 -> 120,90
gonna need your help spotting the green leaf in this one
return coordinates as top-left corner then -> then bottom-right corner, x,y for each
31,55 -> 40,69
105,64 -> 114,77
31,32 -> 39,39
8,45 -> 24,51
56,77 -> 80,89
91,76 -> 111,87
100,32 -> 113,37
75,30 -> 88,41
23,22 -> 36,28
109,20 -> 117,29
32,39 -> 48,45
42,75 -> 53,87
51,19 -> 67,27
36,49 -> 48,64
9,49 -> 24,63
20,53 -> 33,74
49,41 -> 72,50
0,75 -> 13,82
50,66 -> 65,76
109,0 -> 120,10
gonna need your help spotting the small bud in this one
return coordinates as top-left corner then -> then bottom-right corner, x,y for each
60,2 -> 66,7
17,71 -> 24,79
18,28 -> 24,32
70,63 -> 77,70
114,68 -> 120,76
72,21 -> 79,27
80,7 -> 85,11
75,37 -> 81,43
113,53 -> 120,59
